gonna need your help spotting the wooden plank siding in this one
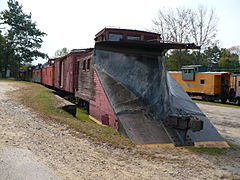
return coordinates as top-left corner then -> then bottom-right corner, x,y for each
75,50 -> 118,129
42,66 -> 54,87
89,70 -> 118,129
75,51 -> 95,101
54,51 -> 86,93
54,57 -> 63,90
32,69 -> 42,83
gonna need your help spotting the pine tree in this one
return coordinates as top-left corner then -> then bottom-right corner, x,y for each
0,0 -> 47,77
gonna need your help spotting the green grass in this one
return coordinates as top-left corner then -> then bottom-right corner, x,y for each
76,108 -> 92,122
193,100 -> 240,108
185,146 -> 226,155
0,78 -> 16,81
186,142 -> 240,155
12,82 -> 133,148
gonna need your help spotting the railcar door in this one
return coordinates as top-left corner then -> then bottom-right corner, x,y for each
236,76 -> 240,104
220,76 -> 229,103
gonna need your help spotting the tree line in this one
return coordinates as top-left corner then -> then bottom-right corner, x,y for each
152,5 -> 239,72
166,46 -> 239,72
0,0 -> 46,78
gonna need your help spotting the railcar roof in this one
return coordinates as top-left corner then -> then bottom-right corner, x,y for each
95,27 -> 160,38
181,65 -> 204,69
95,40 -> 200,55
169,71 -> 231,74
53,48 -> 94,62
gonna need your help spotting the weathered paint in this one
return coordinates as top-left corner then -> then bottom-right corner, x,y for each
93,42 -> 225,147
73,49 -> 117,128
89,70 -> 118,129
54,58 -> 62,90
32,69 -> 42,83
54,51 -> 85,93
42,66 -> 54,87
75,50 -> 94,101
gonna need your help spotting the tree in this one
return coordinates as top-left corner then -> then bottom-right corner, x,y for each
189,6 -> 218,49
54,47 -> 69,58
0,32 -> 6,77
167,50 -> 195,71
152,5 -> 218,68
0,0 -> 47,78
153,5 -> 218,48
201,45 -> 221,70
152,7 -> 192,43
228,45 -> 240,59
218,48 -> 239,71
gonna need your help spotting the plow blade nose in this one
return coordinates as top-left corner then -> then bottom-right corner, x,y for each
94,42 -> 229,148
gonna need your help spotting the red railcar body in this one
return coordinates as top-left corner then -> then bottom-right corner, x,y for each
32,66 -> 42,83
42,66 -> 54,86
74,49 -> 117,129
54,57 -> 63,90
89,70 -> 118,128
54,50 -> 87,93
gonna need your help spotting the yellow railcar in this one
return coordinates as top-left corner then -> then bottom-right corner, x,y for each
169,65 -> 231,103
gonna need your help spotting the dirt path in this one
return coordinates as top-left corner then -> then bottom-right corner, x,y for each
0,81 -> 240,180
197,103 -> 240,146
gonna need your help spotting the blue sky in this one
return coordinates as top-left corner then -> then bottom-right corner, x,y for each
0,0 -> 239,64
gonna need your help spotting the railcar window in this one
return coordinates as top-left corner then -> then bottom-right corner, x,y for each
108,33 -> 123,41
144,36 -> 155,41
200,79 -> 205,84
87,59 -> 91,70
127,36 -> 140,40
77,61 -> 80,74
238,81 -> 240,86
83,60 -> 86,71
184,70 -> 187,73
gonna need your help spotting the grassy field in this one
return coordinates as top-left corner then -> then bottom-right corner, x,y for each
10,81 -> 133,148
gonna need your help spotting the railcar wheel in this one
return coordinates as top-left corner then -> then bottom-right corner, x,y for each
237,99 -> 240,105
202,95 -> 207,101
220,98 -> 227,104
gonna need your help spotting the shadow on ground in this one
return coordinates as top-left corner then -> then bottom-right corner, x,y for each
61,105 -> 77,117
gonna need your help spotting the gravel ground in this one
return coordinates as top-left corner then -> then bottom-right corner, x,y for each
197,103 -> 240,146
0,81 -> 240,180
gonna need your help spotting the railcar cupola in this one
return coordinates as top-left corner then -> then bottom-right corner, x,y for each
181,65 -> 207,81
94,27 -> 161,42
